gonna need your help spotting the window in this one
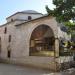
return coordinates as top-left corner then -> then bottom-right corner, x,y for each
9,35 -> 11,42
7,45 -> 11,58
7,50 -> 11,58
11,19 -> 14,22
4,27 -> 7,34
28,16 -> 32,20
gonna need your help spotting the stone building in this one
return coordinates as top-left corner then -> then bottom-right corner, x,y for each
0,10 -> 73,71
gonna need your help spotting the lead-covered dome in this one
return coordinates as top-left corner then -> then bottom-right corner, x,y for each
21,10 -> 42,14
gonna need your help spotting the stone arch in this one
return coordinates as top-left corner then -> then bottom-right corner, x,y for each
29,24 -> 55,56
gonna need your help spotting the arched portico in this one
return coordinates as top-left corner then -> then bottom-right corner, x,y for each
29,25 -> 59,56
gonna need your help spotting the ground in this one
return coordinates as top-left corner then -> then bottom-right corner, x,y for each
0,63 -> 50,75
0,63 -> 75,75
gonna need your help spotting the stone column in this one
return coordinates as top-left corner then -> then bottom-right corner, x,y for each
54,38 -> 59,57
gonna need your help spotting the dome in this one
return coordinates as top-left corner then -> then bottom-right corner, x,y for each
21,10 -> 42,14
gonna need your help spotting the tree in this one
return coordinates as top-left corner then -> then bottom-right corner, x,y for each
46,0 -> 75,40
46,0 -> 75,22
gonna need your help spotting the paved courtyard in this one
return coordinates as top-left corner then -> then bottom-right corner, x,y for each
0,63 -> 51,75
0,63 -> 75,75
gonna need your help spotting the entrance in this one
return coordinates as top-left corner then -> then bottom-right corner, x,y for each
29,25 -> 55,56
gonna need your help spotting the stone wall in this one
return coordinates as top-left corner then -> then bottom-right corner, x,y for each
0,15 -> 71,71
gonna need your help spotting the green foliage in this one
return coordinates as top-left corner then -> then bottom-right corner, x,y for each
46,0 -> 75,23
46,0 -> 75,35
64,22 -> 75,34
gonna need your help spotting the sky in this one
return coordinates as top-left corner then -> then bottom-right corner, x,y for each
0,0 -> 55,25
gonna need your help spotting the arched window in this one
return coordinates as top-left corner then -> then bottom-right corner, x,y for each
28,16 -> 32,20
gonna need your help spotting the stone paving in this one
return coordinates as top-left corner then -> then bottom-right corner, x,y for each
0,63 -> 51,75
0,63 -> 75,75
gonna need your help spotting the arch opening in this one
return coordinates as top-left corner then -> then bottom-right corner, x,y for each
29,25 -> 55,56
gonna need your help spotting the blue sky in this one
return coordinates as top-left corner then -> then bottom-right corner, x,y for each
0,0 -> 55,25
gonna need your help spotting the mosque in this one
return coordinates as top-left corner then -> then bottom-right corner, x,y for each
0,10 -> 73,71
